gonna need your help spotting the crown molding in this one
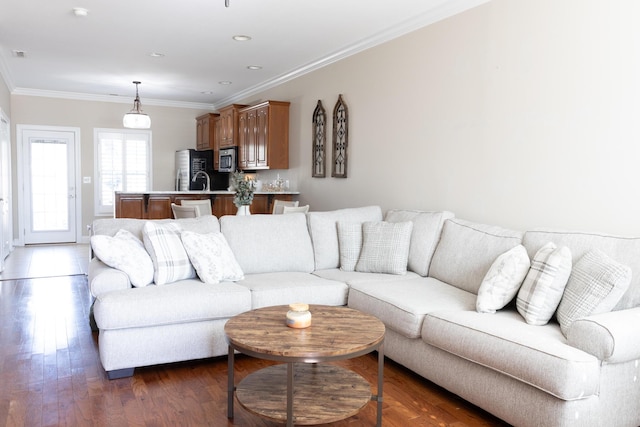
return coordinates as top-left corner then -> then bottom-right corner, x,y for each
11,87 -> 215,110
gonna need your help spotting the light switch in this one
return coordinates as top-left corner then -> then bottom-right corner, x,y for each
83,176 -> 91,184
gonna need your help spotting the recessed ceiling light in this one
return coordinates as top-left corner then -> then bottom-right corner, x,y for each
72,7 -> 89,17
232,35 -> 252,41
149,52 -> 165,58
247,65 -> 262,70
218,81 -> 232,85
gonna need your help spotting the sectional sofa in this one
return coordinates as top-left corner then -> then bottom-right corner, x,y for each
88,206 -> 640,427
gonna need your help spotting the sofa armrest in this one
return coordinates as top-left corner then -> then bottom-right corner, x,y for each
88,258 -> 132,298
567,307 -> 640,363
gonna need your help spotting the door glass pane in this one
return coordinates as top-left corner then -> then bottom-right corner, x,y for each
30,139 -> 68,231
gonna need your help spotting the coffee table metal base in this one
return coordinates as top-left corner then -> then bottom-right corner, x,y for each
228,348 -> 383,426
236,363 -> 371,425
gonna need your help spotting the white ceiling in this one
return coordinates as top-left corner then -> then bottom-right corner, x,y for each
0,0 -> 486,109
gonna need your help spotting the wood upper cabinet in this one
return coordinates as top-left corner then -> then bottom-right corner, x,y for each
218,104 -> 247,148
238,100 -> 290,170
196,113 -> 219,151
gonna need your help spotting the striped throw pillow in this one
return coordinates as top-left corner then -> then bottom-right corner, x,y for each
143,221 -> 196,285
516,242 -> 572,325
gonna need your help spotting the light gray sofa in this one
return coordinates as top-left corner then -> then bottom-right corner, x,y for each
89,206 -> 640,427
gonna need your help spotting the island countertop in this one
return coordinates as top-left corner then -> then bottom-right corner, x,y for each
114,191 -> 299,219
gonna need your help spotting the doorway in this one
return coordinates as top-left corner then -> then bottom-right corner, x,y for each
17,125 -> 81,245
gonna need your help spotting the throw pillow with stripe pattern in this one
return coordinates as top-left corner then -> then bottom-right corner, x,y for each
516,242 -> 572,325
143,221 -> 196,285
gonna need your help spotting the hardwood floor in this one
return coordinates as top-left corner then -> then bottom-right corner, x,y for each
0,275 -> 511,426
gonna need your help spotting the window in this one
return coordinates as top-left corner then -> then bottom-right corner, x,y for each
94,129 -> 152,215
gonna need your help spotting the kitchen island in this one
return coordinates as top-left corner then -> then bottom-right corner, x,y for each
114,191 -> 299,219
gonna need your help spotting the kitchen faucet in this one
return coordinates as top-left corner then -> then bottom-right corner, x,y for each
192,171 -> 211,191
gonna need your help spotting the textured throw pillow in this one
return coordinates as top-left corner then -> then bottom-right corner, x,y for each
181,231 -> 244,284
142,221 -> 195,285
355,221 -> 413,275
90,229 -> 154,287
337,222 -> 363,272
557,249 -> 631,336
516,242 -> 572,325
476,245 -> 531,313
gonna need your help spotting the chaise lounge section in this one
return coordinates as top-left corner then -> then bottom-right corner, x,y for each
88,207 -> 640,426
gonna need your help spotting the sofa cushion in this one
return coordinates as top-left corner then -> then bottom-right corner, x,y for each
307,206 -> 383,270
557,249 -> 631,335
90,229 -> 154,287
337,222 -> 362,272
429,219 -> 523,294
220,213 -> 315,274
355,221 -> 413,275
348,277 -> 476,339
476,245 -> 530,313
422,310 -> 600,400
384,210 -> 455,276
523,229 -> 640,310
143,221 -> 196,285
181,231 -> 244,284
236,272 -> 348,308
517,242 -> 572,325
93,280 -> 252,330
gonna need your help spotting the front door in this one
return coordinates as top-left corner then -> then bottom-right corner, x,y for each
20,127 -> 79,244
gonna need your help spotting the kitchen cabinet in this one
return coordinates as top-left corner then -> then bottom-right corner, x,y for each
146,195 -> 172,219
238,100 -> 290,170
218,104 -> 247,148
115,194 -> 145,219
114,192 -> 296,218
196,113 -> 219,151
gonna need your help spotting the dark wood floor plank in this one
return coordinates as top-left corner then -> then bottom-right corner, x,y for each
0,275 -> 510,426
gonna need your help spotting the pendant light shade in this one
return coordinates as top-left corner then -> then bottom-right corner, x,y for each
123,81 -> 151,129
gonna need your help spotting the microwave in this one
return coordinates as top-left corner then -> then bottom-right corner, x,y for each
218,147 -> 236,172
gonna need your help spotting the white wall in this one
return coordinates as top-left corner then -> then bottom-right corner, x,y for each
237,0 -> 640,235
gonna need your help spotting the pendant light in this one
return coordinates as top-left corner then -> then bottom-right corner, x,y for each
123,81 -> 151,129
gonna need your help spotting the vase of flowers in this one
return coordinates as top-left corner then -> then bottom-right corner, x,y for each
232,172 -> 255,215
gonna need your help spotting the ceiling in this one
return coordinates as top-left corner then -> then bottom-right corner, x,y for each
0,0 -> 486,109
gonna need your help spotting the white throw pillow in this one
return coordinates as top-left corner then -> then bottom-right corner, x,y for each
557,249 -> 631,336
90,229 -> 154,287
516,242 -> 572,325
142,221 -> 195,285
476,245 -> 530,313
181,231 -> 244,284
337,222 -> 362,272
355,221 -> 413,275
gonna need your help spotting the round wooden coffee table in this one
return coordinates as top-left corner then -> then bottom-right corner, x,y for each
225,305 -> 385,426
